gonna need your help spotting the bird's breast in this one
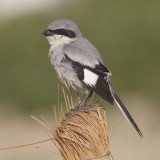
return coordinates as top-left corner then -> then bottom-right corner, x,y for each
49,48 -> 83,89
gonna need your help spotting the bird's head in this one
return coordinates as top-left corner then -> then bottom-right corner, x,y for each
42,18 -> 82,46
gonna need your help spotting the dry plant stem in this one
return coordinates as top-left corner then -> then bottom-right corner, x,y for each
0,138 -> 56,151
53,106 -> 114,160
70,87 -> 74,109
61,85 -> 69,112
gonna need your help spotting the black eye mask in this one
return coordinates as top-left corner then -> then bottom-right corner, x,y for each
42,29 -> 76,38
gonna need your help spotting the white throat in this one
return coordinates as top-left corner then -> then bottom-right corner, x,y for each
47,35 -> 73,47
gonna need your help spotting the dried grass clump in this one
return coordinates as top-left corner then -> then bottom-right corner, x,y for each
53,105 -> 113,160
0,85 -> 114,160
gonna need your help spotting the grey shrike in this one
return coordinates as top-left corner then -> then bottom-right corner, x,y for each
42,18 -> 143,137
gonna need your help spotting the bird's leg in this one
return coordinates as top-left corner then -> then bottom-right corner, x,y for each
72,91 -> 93,112
81,90 -> 93,107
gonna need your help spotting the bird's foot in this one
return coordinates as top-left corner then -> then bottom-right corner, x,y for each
65,106 -> 80,116
71,105 -> 90,115
73,105 -> 90,114
65,103 -> 98,117
65,105 -> 91,117
71,105 -> 80,113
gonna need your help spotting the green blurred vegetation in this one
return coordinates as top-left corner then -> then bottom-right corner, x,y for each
0,0 -> 160,112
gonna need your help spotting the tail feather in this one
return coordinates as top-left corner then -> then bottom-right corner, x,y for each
109,84 -> 143,137
86,75 -> 143,137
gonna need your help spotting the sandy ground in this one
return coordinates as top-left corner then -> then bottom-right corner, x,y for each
0,97 -> 159,160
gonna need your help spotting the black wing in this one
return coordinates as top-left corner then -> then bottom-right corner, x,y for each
63,54 -> 114,105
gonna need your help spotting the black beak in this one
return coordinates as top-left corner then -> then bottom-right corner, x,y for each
42,29 -> 54,36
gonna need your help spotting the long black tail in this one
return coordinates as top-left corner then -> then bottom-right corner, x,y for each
91,76 -> 143,137
109,84 -> 143,137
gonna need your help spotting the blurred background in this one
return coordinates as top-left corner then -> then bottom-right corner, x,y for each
0,0 -> 159,159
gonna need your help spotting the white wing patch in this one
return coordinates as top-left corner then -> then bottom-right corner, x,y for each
83,69 -> 98,86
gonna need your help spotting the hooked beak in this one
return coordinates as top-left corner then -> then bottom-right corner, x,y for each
42,29 -> 54,36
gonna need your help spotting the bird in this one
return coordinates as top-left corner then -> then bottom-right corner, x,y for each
42,18 -> 143,137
